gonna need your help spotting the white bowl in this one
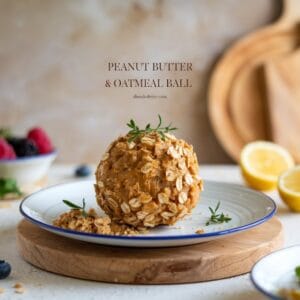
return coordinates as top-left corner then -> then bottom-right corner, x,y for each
0,151 -> 57,186
251,245 -> 300,299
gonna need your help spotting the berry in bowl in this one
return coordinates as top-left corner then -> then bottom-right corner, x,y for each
0,127 -> 57,198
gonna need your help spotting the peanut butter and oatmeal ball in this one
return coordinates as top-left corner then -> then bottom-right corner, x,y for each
94,119 -> 203,229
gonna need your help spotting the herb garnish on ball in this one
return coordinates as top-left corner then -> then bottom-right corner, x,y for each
95,116 -> 203,229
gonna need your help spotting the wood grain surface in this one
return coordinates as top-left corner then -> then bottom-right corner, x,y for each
17,218 -> 283,284
209,0 -> 300,161
264,51 -> 300,162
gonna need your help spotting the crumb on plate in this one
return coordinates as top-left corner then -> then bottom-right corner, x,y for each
279,288 -> 300,300
53,208 -> 147,236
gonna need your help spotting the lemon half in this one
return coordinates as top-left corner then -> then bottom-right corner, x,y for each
278,166 -> 300,211
240,141 -> 294,191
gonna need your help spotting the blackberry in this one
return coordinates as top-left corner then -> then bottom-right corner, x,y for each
7,137 -> 38,157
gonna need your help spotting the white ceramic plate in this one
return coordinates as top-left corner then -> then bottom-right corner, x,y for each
20,180 -> 276,248
251,245 -> 300,299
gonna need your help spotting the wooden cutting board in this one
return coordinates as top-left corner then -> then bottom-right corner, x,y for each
17,218 -> 283,284
264,50 -> 300,162
208,0 -> 300,161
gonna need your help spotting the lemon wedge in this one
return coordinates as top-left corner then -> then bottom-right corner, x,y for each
240,141 -> 294,191
278,166 -> 300,211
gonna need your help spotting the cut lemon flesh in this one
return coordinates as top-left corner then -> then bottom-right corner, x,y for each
278,166 -> 300,212
240,141 -> 294,191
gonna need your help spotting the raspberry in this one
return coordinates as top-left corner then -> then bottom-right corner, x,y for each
0,138 -> 16,159
7,137 -> 38,157
27,127 -> 53,154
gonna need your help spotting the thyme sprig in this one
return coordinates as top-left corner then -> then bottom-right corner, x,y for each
295,266 -> 300,282
205,201 -> 232,226
0,128 -> 12,139
0,178 -> 22,198
127,114 -> 177,142
62,198 -> 87,217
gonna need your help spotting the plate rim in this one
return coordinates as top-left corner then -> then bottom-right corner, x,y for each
19,180 -> 277,241
250,245 -> 300,300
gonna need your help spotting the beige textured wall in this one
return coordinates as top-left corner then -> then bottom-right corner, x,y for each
0,0 -> 280,163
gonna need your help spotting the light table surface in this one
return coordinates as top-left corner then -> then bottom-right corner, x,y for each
0,164 -> 299,300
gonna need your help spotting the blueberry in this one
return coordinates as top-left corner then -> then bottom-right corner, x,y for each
0,260 -> 11,279
75,165 -> 92,177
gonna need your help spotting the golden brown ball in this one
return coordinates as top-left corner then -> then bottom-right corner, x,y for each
94,132 -> 203,228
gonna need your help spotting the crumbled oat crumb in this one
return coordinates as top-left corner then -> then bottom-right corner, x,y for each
195,228 -> 204,234
53,209 -> 145,236
0,287 -> 4,294
13,283 -> 25,294
13,283 -> 23,289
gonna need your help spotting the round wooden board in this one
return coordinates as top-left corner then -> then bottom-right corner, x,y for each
17,218 -> 283,284
208,0 -> 300,161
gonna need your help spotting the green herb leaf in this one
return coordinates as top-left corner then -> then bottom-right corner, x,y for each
206,201 -> 232,226
0,128 -> 12,139
127,115 -> 177,142
215,201 -> 220,212
156,114 -> 162,129
0,178 -> 22,198
62,200 -> 82,209
81,198 -> 87,217
62,198 -> 88,217
295,266 -> 300,280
